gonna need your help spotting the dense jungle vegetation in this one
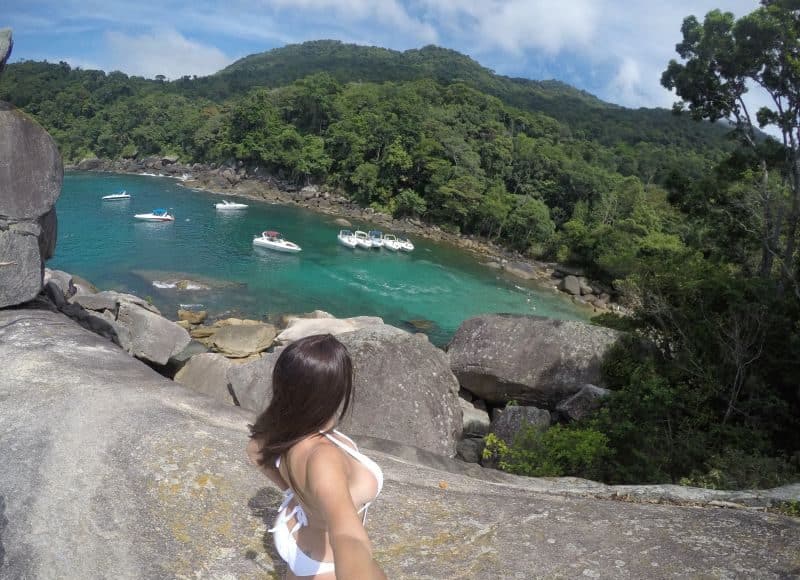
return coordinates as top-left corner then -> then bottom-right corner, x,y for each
2,0 -> 798,488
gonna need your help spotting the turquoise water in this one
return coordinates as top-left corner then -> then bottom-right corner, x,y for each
50,172 -> 586,345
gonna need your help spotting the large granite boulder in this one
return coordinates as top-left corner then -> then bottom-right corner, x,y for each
174,353 -> 235,405
227,348 -> 283,412
229,324 -> 462,457
448,314 -> 620,407
490,405 -> 551,445
116,302 -> 191,365
556,384 -> 611,422
212,323 -> 276,357
337,325 -> 462,456
0,28 -> 11,75
0,97 -> 63,307
276,312 -> 384,344
1,308 -> 798,579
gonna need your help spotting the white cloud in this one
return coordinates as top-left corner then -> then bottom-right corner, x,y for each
102,29 -> 231,79
3,0 -> 773,109
418,0 -> 597,55
262,0 -> 438,44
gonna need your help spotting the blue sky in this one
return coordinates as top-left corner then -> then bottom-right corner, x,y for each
2,0 -> 757,109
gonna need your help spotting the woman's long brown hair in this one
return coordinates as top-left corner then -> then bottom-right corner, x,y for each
249,333 -> 354,473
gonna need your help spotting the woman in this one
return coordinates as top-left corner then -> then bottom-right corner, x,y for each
247,334 -> 386,580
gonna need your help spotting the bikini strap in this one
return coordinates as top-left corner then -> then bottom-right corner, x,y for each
322,431 -> 384,495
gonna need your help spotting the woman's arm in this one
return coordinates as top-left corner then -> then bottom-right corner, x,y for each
246,437 -> 289,491
305,445 -> 386,580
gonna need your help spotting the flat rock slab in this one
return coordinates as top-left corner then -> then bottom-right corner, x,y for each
1,308 -> 798,579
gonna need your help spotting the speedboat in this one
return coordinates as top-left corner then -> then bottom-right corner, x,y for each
398,236 -> 414,251
382,233 -> 402,251
368,230 -> 384,248
337,229 -> 358,249
134,208 -> 174,222
253,230 -> 301,253
214,199 -> 248,210
102,191 -> 130,201
354,230 -> 373,249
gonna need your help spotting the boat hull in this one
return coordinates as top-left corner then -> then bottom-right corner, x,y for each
134,214 -> 174,222
338,236 -> 358,249
253,239 -> 301,253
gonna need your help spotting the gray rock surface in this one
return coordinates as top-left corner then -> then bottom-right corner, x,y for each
227,348 -> 282,411
116,302 -> 191,365
0,105 -> 63,221
0,101 -> 63,307
459,397 -> 490,436
276,313 -> 384,344
174,353 -> 235,405
336,325 -> 462,457
231,324 -> 463,456
0,29 -> 11,76
456,437 -> 485,463
448,314 -> 620,407
72,290 -> 160,315
0,229 -> 42,306
561,274 -> 581,295
1,308 -> 798,579
491,405 -> 551,445
212,323 -> 276,357
44,268 -> 76,299
556,383 -> 611,421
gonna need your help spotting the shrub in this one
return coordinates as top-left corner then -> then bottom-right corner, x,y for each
484,424 -> 610,478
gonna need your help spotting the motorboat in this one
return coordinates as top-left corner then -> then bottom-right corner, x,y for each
382,233 -> 402,251
253,230 -> 301,253
102,191 -> 130,201
354,230 -> 373,249
398,236 -> 415,251
134,208 -> 174,222
368,230 -> 384,248
338,229 -> 358,249
214,199 -> 248,210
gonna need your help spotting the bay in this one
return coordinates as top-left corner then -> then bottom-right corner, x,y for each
50,172 -> 588,345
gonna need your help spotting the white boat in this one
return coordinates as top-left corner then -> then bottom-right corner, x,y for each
382,233 -> 402,251
134,208 -> 174,222
368,230 -> 384,248
337,229 -> 358,249
102,191 -> 130,201
354,230 -> 373,249
214,199 -> 248,210
253,230 -> 301,253
398,236 -> 414,252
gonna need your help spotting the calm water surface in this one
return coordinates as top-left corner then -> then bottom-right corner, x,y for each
50,172 -> 587,344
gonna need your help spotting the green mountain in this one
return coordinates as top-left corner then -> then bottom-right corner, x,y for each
184,40 -> 729,150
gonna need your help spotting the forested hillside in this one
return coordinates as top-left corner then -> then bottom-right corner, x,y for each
1,29 -> 798,491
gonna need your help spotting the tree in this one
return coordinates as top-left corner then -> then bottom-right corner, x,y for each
661,1 -> 800,298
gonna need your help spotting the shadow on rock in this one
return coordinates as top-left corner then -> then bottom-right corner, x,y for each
247,487 -> 286,578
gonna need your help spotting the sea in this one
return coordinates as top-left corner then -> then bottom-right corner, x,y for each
49,172 -> 588,345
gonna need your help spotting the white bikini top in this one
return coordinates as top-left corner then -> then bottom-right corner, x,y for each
272,429 -> 384,535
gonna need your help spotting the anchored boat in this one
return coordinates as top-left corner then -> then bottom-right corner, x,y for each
134,208 -> 174,222
253,230 -> 301,253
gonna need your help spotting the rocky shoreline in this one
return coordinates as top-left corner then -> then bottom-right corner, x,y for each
68,155 -> 623,315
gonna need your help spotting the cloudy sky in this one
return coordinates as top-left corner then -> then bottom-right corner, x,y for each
3,0 -> 757,109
